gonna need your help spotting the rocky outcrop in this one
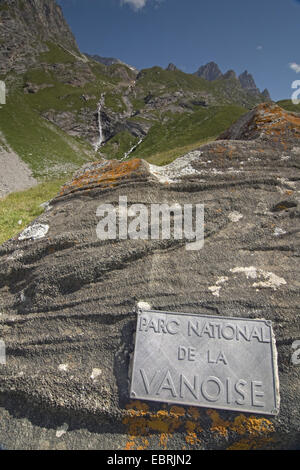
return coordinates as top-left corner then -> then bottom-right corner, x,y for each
195,62 -> 223,81
86,53 -> 138,72
0,0 -> 80,76
261,88 -> 272,102
218,103 -> 300,144
194,63 -> 271,103
0,104 -> 299,449
238,71 -> 260,95
166,63 -> 179,72
223,70 -> 237,80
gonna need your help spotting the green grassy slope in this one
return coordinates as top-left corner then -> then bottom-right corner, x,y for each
100,104 -> 247,165
0,91 -> 92,179
277,99 -> 300,113
1,41 -> 267,177
136,105 -> 247,161
0,178 -> 66,245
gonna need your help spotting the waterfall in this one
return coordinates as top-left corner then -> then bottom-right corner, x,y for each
94,94 -> 105,152
121,138 -> 143,161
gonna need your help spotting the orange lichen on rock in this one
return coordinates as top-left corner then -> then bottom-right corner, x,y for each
248,104 -> 300,143
219,103 -> 300,148
59,159 -> 144,197
123,403 -> 276,450
207,409 -> 275,450
206,409 -> 231,437
226,436 -> 276,451
123,401 -> 203,450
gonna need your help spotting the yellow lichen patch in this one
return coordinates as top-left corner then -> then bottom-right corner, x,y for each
170,406 -> 186,417
207,409 -> 275,449
59,159 -> 144,197
159,433 -> 169,449
123,402 -> 276,450
187,407 -> 201,420
125,400 -> 149,415
227,436 -> 276,451
206,409 -> 231,437
231,415 -> 275,436
123,401 -> 203,450
252,104 -> 300,144
185,420 -> 201,446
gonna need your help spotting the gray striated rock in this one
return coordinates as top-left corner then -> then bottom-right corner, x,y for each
0,104 -> 299,449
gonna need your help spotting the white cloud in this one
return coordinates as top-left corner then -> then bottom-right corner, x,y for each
121,0 -> 163,11
290,62 -> 300,73
256,45 -> 263,51
121,0 -> 148,10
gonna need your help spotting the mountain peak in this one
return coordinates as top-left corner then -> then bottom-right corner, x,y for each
194,62 -> 223,81
166,63 -> 179,72
0,0 -> 80,75
238,70 -> 259,92
223,69 -> 237,80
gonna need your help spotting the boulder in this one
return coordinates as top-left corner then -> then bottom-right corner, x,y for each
0,104 -> 299,450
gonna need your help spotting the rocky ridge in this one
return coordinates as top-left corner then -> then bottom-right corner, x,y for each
195,62 -> 271,102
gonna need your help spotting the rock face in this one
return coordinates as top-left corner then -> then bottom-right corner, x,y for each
166,63 -> 179,72
195,61 -> 223,81
194,63 -> 271,102
238,71 -> 260,95
86,53 -> 138,72
223,70 -> 237,80
0,103 -> 299,450
0,0 -> 80,75
218,102 -> 300,143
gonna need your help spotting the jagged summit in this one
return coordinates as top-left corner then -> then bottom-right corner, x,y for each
194,62 -> 271,101
166,63 -> 179,72
238,70 -> 260,93
194,61 -> 223,81
223,70 -> 237,80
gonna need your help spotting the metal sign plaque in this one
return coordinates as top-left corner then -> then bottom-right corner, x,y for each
130,310 -> 280,415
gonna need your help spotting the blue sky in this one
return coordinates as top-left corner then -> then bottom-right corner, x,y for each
58,0 -> 300,101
